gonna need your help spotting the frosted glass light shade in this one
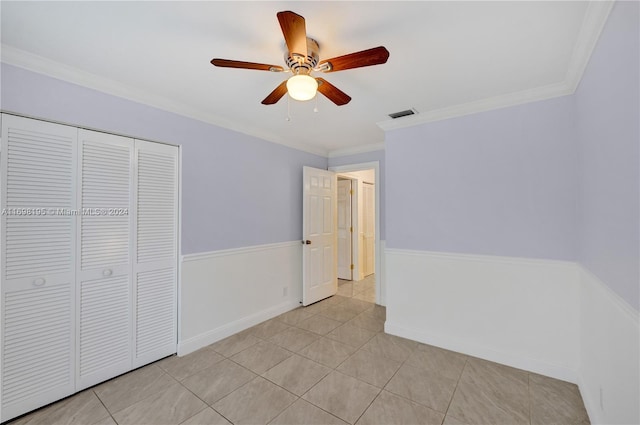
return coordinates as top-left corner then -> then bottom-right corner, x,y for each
286,75 -> 318,101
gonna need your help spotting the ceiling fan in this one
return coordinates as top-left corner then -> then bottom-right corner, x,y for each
211,11 -> 390,106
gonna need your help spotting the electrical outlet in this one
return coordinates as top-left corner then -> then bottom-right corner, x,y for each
282,286 -> 288,297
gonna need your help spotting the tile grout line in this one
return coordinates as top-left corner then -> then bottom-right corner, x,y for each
210,330 -> 335,424
440,353 -> 470,423
160,356 -> 241,424
267,285 -> 380,424
92,389 -> 118,425
350,334 -> 427,424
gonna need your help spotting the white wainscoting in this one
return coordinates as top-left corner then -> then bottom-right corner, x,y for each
378,240 -> 387,306
178,241 -> 302,356
384,248 -> 640,424
385,248 -> 581,382
578,266 -> 639,425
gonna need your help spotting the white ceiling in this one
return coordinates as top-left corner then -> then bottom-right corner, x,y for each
0,1 -> 611,156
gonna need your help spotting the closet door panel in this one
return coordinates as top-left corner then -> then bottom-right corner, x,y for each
135,267 -> 176,360
77,271 -> 130,388
76,130 -> 133,390
1,115 -> 77,422
133,140 -> 178,367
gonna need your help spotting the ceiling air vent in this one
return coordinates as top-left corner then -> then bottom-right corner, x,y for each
388,108 -> 417,119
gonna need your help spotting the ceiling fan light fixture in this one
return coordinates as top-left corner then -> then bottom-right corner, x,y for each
286,74 -> 318,101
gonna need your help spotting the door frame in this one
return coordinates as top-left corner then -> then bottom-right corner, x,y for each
337,176 -> 357,281
328,161 -> 382,305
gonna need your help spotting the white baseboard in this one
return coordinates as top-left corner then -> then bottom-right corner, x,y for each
178,241 -> 302,356
384,321 -> 578,383
178,299 -> 299,356
385,248 -> 581,382
384,247 -> 639,423
577,266 -> 639,425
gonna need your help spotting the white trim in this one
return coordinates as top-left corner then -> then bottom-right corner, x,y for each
335,176 -> 359,282
384,248 -> 581,382
384,247 -> 640,422
564,1 -> 615,93
577,263 -> 638,326
577,263 -> 639,424
384,322 -> 578,384
178,300 -> 299,356
181,240 -> 300,263
1,0 -> 612,156
176,145 -> 183,350
329,161 -> 383,306
379,240 -> 386,306
385,247 -> 576,269
377,82 -> 572,131
327,143 -> 385,158
179,240 -> 303,356
377,1 -> 613,132
578,376 -> 598,425
1,45 -> 328,158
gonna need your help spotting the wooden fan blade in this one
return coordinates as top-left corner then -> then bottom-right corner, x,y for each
316,78 -> 351,106
211,58 -> 284,72
262,81 -> 289,105
277,11 -> 307,58
318,46 -> 389,72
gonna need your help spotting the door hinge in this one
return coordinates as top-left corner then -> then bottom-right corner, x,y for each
350,264 -> 354,270
349,226 -> 353,233
349,189 -> 353,195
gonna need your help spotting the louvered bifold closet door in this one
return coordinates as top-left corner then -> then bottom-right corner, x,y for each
132,140 -> 178,367
76,130 -> 133,390
0,115 -> 77,422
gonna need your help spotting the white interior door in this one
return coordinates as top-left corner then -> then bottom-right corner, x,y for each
363,183 -> 375,277
337,179 -> 352,280
302,166 -> 337,306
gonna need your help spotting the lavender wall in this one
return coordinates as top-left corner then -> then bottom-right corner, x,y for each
0,64 -> 327,254
328,150 -> 386,240
385,96 -> 578,260
574,1 -> 639,310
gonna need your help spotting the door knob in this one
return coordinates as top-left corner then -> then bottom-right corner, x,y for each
32,277 -> 46,286
302,240 -> 311,245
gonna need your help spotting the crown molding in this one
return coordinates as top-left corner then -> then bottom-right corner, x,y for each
377,1 -> 614,132
564,1 -> 615,92
0,44 -> 328,157
377,81 -> 573,131
1,1 -> 613,154
327,142 -> 385,158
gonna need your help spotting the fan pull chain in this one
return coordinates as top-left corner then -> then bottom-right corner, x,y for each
286,95 -> 291,121
313,93 -> 319,113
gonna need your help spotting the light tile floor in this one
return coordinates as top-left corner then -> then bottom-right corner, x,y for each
9,275 -> 589,425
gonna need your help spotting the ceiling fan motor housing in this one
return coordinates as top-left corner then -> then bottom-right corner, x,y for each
285,37 -> 319,75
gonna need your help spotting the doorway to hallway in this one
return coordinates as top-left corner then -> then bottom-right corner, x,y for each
329,161 -> 382,306
338,274 -> 376,303
335,169 -> 376,282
